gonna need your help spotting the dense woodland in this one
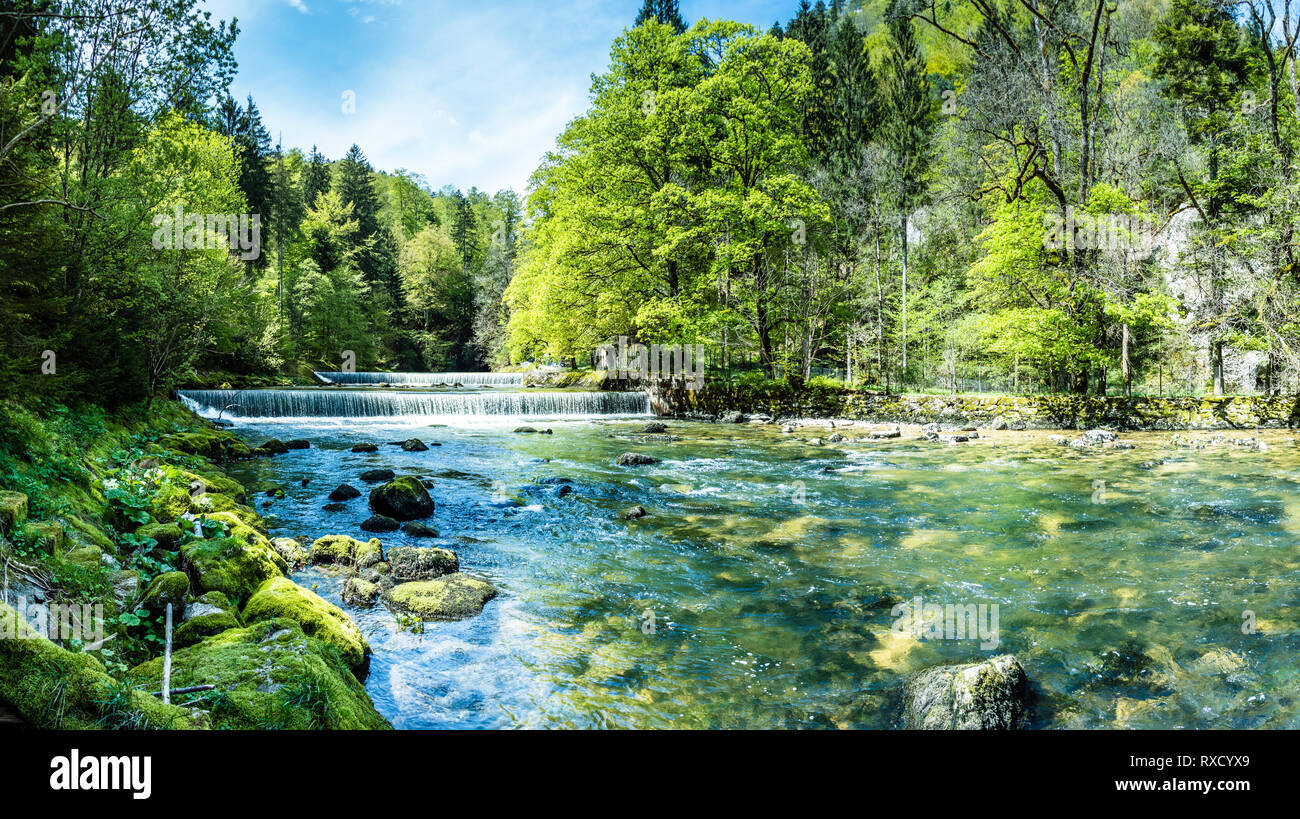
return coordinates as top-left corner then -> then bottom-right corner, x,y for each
5,0 -> 1300,407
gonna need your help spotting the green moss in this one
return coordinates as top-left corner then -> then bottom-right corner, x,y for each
242,577 -> 369,676
0,491 -> 28,534
141,571 -> 190,614
0,602 -> 204,729
159,429 -> 252,460
383,574 -> 499,621
174,611 -> 240,648
128,618 -> 389,730
180,536 -> 285,604
64,544 -> 103,570
135,522 -> 183,550
63,515 -> 115,553
310,534 -> 381,567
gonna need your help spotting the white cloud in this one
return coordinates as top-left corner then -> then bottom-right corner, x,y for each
287,0 -> 308,13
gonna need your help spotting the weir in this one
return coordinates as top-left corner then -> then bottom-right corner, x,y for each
177,388 -> 651,419
312,371 -> 525,386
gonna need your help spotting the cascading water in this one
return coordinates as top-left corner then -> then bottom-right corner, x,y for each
313,371 -> 525,386
177,388 -> 650,419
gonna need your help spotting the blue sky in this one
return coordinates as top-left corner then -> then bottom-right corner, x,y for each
203,0 -> 795,196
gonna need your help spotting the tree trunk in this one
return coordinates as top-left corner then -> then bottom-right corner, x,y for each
1120,323 -> 1131,397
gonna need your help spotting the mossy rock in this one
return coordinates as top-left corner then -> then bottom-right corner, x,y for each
175,467 -> 247,504
382,574 -> 498,621
0,602 -> 204,729
341,577 -> 380,608
0,491 -> 28,534
27,520 -> 64,553
368,476 -> 435,521
174,611 -> 240,649
271,537 -> 310,570
387,545 -> 458,582
159,429 -> 252,460
203,510 -> 273,549
128,618 -> 389,730
135,522 -> 183,551
180,536 -> 286,604
242,577 -> 369,678
63,515 -> 115,553
310,534 -> 381,568
64,545 -> 103,570
141,571 -> 191,617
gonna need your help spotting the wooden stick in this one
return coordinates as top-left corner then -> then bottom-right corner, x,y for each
162,603 -> 173,705
150,684 -> 214,697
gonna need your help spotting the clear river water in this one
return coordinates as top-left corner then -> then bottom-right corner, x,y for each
183,387 -> 1300,729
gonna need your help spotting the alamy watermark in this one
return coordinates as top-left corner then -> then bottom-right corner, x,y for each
595,336 -> 706,390
1,593 -> 108,647
151,204 -> 262,261
891,595 -> 1000,650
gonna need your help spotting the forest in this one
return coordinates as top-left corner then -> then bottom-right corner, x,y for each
4,0 -> 1300,406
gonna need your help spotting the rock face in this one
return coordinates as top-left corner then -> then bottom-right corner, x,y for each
383,574 -> 498,621
369,476 -> 435,521
388,545 -> 459,582
328,483 -> 361,501
616,452 -> 660,466
903,655 -> 1028,730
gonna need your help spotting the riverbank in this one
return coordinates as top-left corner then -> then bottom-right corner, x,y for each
649,383 -> 1300,430
0,400 -> 390,729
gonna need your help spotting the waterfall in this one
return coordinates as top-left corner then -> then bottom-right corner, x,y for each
313,371 -> 524,387
177,388 -> 651,419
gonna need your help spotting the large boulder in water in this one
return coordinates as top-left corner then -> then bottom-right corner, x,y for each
388,545 -> 458,582
369,476 -> 435,521
903,655 -> 1028,730
400,438 -> 429,452
328,483 -> 361,501
360,468 -> 396,483
382,574 -> 498,621
616,452 -> 659,466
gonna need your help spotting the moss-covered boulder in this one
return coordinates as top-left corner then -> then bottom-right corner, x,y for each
387,545 -> 458,582
310,534 -> 382,568
903,655 -> 1028,730
63,515 -> 115,553
64,545 -> 103,570
180,536 -> 286,604
0,602 -> 204,729
160,429 -> 251,460
128,618 -> 389,730
271,537 -> 310,570
341,577 -> 380,608
204,510 -> 273,550
174,610 -> 240,649
382,574 -> 498,621
242,577 -> 369,678
368,476 -> 435,521
355,538 -> 382,568
27,520 -> 64,553
135,522 -> 183,551
0,491 -> 28,534
141,571 -> 190,617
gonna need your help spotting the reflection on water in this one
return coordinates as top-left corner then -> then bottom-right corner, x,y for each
219,413 -> 1300,729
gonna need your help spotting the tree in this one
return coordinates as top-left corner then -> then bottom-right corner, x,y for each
635,0 -> 686,33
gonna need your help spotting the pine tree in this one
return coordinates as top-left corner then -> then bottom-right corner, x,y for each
634,0 -> 686,33
216,94 -> 274,267
337,144 -> 402,308
303,145 -> 331,209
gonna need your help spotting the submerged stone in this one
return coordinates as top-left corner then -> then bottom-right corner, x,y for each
616,452 -> 659,466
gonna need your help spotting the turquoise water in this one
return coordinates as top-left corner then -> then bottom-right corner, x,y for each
217,410 -> 1300,729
